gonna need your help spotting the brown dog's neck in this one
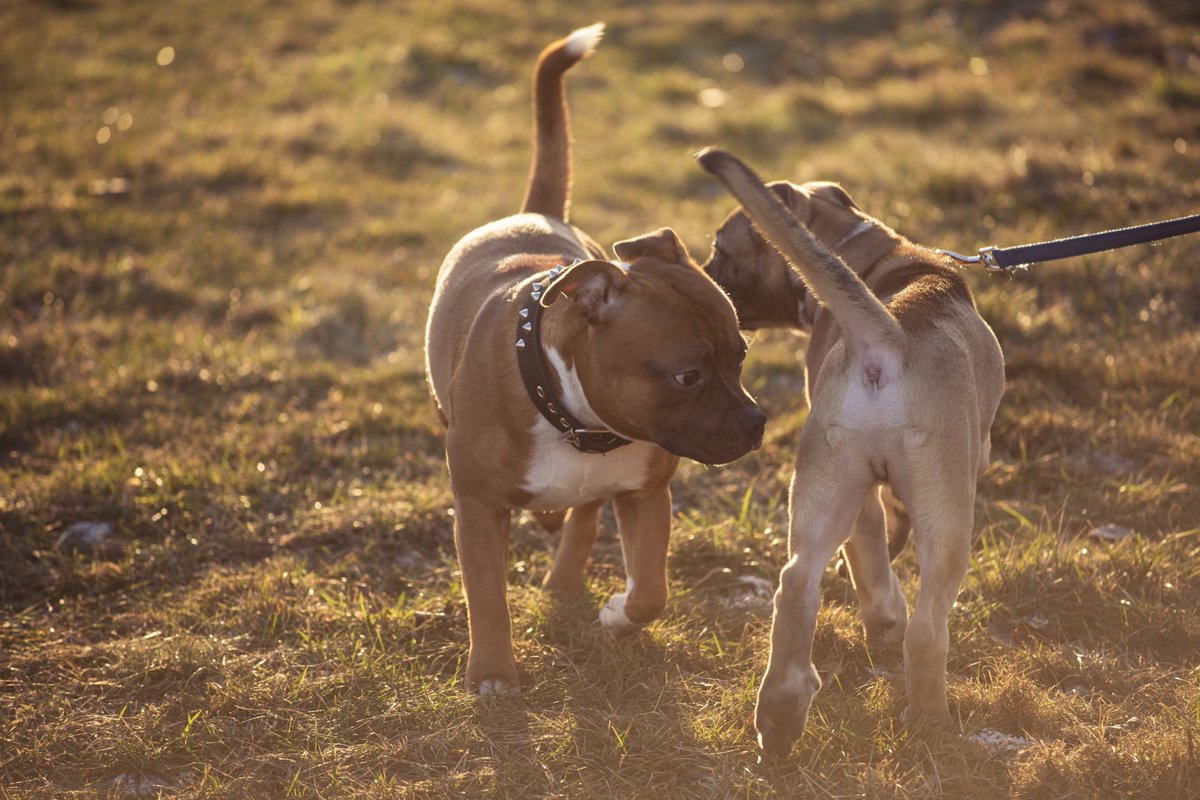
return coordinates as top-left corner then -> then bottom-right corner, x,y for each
516,278 -> 632,453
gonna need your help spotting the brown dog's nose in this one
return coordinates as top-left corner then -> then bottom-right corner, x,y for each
745,407 -> 767,449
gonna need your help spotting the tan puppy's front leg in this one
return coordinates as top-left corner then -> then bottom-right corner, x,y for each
843,486 -> 908,661
453,495 -> 519,694
600,487 -> 672,632
542,498 -> 605,596
899,458 -> 975,726
756,429 -> 874,757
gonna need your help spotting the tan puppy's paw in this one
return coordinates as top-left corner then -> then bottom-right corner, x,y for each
754,663 -> 821,758
900,701 -> 953,730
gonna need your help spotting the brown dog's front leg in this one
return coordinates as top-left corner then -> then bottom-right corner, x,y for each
543,498 -> 605,597
600,486 -> 671,631
453,495 -> 519,693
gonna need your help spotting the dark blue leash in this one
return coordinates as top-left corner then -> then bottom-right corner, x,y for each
939,212 -> 1200,273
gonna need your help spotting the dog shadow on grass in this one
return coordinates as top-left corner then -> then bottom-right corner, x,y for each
469,593 -> 729,795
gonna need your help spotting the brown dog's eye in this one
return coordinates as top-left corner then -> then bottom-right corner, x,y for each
673,370 -> 700,387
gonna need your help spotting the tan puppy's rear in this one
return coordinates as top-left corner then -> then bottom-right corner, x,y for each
424,29 -> 765,694
698,148 -> 1004,757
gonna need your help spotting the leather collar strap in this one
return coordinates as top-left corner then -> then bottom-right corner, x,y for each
515,266 -> 631,455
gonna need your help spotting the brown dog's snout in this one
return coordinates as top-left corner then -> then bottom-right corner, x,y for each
744,406 -> 766,449
727,402 -> 766,450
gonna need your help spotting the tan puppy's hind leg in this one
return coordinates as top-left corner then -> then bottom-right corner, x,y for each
755,426 -> 875,757
899,463 -> 975,726
542,498 -> 605,597
455,496 -> 519,694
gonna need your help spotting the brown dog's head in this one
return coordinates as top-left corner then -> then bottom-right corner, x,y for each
543,227 -> 765,465
704,180 -> 893,331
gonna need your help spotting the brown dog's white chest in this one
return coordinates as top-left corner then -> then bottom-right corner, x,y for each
519,418 -> 657,510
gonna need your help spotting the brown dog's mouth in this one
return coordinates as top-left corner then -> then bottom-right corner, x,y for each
659,405 -> 766,465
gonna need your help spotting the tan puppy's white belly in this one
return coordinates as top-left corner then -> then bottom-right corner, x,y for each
520,418 -> 655,511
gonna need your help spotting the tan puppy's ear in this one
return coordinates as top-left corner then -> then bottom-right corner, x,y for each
805,181 -> 860,210
768,181 -> 799,207
613,227 -> 694,266
764,180 -> 814,222
541,259 -> 630,324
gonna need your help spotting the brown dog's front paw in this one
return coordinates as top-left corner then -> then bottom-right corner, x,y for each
754,664 -> 821,757
475,677 -> 520,696
598,589 -> 649,634
466,655 -> 520,696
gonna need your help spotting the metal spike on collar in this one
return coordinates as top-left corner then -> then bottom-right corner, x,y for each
532,282 -> 543,293
531,291 -> 541,302
519,308 -> 529,319
550,265 -> 564,276
516,338 -> 525,349
521,322 -> 532,332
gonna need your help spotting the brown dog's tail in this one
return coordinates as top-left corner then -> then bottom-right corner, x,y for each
520,23 -> 604,221
696,147 -> 904,357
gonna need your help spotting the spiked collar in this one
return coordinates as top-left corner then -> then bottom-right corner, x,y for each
515,262 -> 632,455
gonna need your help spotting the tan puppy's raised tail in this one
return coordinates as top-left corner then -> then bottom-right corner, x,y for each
521,23 -> 604,221
696,147 -> 903,360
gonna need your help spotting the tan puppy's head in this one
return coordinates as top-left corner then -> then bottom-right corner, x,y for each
542,227 -> 765,465
704,180 -> 896,330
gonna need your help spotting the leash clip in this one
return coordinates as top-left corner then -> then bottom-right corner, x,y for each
938,246 -> 1026,275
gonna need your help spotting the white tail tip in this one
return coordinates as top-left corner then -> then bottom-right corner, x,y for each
565,23 -> 605,59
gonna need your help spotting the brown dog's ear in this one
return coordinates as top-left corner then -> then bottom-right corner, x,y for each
613,227 -> 694,266
541,259 -> 630,324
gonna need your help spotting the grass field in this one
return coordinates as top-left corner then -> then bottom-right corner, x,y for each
2,0 -> 1199,797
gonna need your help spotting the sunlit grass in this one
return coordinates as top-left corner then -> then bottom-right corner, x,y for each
2,0 -> 1199,797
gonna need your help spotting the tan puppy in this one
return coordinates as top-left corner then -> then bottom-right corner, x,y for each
698,148 -> 1004,756
424,28 -> 765,694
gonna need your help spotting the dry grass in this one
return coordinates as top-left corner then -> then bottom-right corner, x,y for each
2,0 -> 1199,797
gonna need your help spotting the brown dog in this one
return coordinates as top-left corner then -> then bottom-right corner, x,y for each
424,28 -> 765,694
698,148 -> 1004,756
